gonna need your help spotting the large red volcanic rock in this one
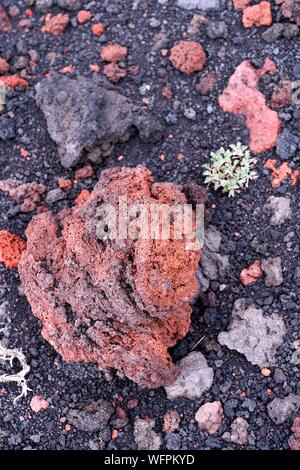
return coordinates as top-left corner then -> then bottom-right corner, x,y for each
19,166 -> 201,388
218,59 -> 281,153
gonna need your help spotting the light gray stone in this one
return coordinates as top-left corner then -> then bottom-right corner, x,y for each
134,418 -> 162,450
177,0 -> 220,11
164,351 -> 214,400
264,196 -> 291,226
267,395 -> 300,424
261,257 -> 283,287
218,299 -> 286,367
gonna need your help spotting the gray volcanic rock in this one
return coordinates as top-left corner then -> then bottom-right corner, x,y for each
35,75 -> 162,168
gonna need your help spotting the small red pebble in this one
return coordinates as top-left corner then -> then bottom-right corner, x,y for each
116,407 -> 128,419
58,177 -> 72,190
77,10 -> 91,24
30,395 -> 49,413
162,86 -> 173,100
59,65 -> 75,74
111,430 -> 119,439
65,424 -> 71,432
74,165 -> 94,181
267,388 -> 273,396
169,41 -> 207,75
92,22 -> 105,37
89,64 -> 100,73
24,9 -> 33,17
261,368 -> 271,377
0,230 -> 26,269
264,159 -> 299,188
233,0 -> 250,10
20,150 -> 30,158
75,189 -> 90,205
242,1 -> 273,28
0,58 -> 10,75
100,44 -> 128,63
0,75 -> 29,89
41,13 -> 69,36
240,260 -> 263,286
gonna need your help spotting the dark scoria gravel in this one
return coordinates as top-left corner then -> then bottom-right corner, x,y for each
0,0 -> 300,451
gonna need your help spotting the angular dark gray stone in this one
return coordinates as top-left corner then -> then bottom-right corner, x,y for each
66,399 -> 113,432
276,129 -> 298,160
35,75 -> 162,168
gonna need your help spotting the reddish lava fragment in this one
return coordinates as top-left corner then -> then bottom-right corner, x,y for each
0,58 -> 10,76
77,10 -> 92,24
75,189 -> 90,205
289,417 -> 300,450
218,59 -> 281,153
0,230 -> 26,269
233,0 -> 250,10
169,41 -> 206,75
0,75 -> 29,89
58,177 -> 72,190
196,72 -> 216,95
264,159 -> 299,188
92,22 -> 105,37
104,63 -> 127,83
18,167 -> 201,388
240,260 -> 263,286
0,6 -> 12,33
0,178 -> 46,213
30,395 -> 49,413
100,44 -> 128,63
242,1 -> 273,28
74,165 -> 94,181
271,80 -> 293,109
41,13 -> 69,36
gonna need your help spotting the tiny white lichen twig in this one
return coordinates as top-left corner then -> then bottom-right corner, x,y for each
0,340 -> 32,404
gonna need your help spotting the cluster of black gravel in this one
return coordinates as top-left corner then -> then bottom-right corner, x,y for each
0,0 -> 300,451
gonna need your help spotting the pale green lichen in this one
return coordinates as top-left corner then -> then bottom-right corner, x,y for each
203,142 -> 257,197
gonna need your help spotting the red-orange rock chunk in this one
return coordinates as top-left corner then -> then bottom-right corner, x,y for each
240,260 -> 263,286
233,0 -> 250,10
264,159 -> 299,188
242,1 -> 272,28
0,75 -> 29,89
41,13 -> 69,36
74,165 -> 94,181
0,230 -> 26,269
218,59 -> 281,153
170,41 -> 206,75
92,22 -> 105,36
18,167 -> 201,388
100,44 -> 128,63
289,417 -> 300,450
77,10 -> 91,24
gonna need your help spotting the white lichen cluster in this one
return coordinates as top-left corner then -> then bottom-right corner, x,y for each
203,142 -> 257,197
0,341 -> 31,404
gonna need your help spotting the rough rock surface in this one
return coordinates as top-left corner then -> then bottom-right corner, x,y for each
218,299 -> 286,367
0,6 -> 12,33
267,394 -> 300,424
0,179 -> 46,213
134,418 -> 162,450
277,0 -> 300,25
195,401 -> 224,435
264,196 -> 291,225
41,13 -> 70,36
0,230 -> 26,269
218,59 -> 280,153
222,418 -> 249,445
242,1 -> 272,28
164,351 -> 214,399
261,257 -> 283,287
169,41 -> 207,75
240,260 -> 262,286
18,166 -> 201,388
198,225 -> 229,290
163,410 -> 181,433
35,75 -> 162,168
289,417 -> 300,450
66,400 -> 113,432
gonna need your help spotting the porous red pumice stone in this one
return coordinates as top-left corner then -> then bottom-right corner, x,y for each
41,13 -> 69,36
271,80 -> 293,109
100,44 -> 128,63
18,167 -> 201,388
233,0 -> 250,10
0,230 -> 26,269
169,41 -> 207,75
242,1 -> 273,28
218,59 -> 281,153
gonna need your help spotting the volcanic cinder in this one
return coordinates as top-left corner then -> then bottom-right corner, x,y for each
19,166 -> 201,387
